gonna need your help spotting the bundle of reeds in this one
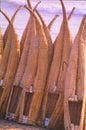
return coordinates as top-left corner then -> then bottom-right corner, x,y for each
0,9 -> 14,100
47,6 -> 75,32
14,16 -> 38,123
48,0 -> 72,129
0,6 -> 23,98
6,1 -> 41,119
47,15 -> 59,30
0,27 -> 4,98
0,27 -> 4,64
3,6 -> 23,49
0,10 -> 13,82
35,9 -> 53,69
0,10 -> 20,117
27,10 -> 48,126
20,1 -> 41,54
15,6 -> 48,125
38,0 -> 72,129
64,15 -> 86,130
6,16 -> 32,120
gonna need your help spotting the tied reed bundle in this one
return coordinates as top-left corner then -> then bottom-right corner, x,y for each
13,1 -> 41,87
48,0 -> 72,129
10,0 -> 43,124
7,1 -> 41,119
0,9 -> 14,100
0,9 -> 20,117
47,7 -> 75,31
64,15 -> 86,130
0,11 -> 13,82
35,9 -> 53,68
39,0 -> 72,129
0,27 -> 4,64
3,6 -> 24,49
21,6 -> 48,125
20,1 -> 41,54
48,15 -> 59,30
0,27 -> 4,98
0,6 -> 24,114
17,16 -> 38,123
0,6 -> 23,97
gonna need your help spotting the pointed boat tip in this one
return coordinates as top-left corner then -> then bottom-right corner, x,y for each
34,9 -> 46,27
0,9 -> 13,28
59,0 -> 67,22
24,5 -> 40,25
11,5 -> 24,22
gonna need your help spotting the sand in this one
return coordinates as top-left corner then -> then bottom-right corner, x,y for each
0,120 -> 49,130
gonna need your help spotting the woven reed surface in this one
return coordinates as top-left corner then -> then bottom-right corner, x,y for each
0,119 -> 49,130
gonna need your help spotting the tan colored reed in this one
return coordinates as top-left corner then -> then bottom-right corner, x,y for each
35,9 -> 53,68
3,6 -> 23,48
23,6 -> 48,125
48,15 -> 59,30
20,18 -> 38,90
7,1 -> 41,120
68,7 -> 75,20
48,0 -> 72,128
17,17 -> 38,122
64,15 -> 86,130
0,9 -> 13,81
20,1 -> 41,54
0,10 -> 20,116
0,27 -> 4,64
39,0 -> 66,125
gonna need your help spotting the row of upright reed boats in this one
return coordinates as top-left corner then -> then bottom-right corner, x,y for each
0,0 -> 86,130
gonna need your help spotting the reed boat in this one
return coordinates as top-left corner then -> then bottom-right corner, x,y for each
47,15 -> 59,30
0,9 -> 20,117
0,27 -> 4,64
5,1 -> 41,120
0,27 -> 4,98
15,15 -> 38,123
35,9 -> 53,68
0,6 -> 23,100
64,15 -> 86,130
38,0 -> 72,129
3,6 -> 23,49
13,5 -> 48,126
20,1 -> 41,54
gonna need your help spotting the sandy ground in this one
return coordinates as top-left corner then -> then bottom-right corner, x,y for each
0,120 -> 49,130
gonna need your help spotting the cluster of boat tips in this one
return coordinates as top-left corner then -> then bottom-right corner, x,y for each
0,0 -> 86,130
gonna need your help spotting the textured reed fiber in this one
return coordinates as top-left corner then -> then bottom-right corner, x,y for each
13,18 -> 32,87
13,0 -> 41,122
48,0 -> 72,129
0,27 -> 4,64
17,17 -> 38,122
53,6 -> 75,51
20,1 -> 41,54
22,6 -> 48,125
0,10 -> 20,117
6,16 -> 32,119
6,1 -> 41,120
48,15 -> 59,30
48,7 -> 75,31
34,9 -> 55,126
64,15 -> 86,130
13,2 -> 41,87
3,6 -> 23,49
35,9 -> 53,68
0,10 -> 13,81
68,7 -> 75,20
38,0 -> 67,126
0,27 -> 4,98
20,18 -> 38,91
